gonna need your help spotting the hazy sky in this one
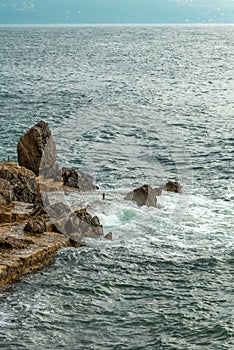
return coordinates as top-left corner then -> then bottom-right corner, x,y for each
0,0 -> 233,24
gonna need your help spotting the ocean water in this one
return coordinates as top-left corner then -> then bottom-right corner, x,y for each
0,24 -> 233,349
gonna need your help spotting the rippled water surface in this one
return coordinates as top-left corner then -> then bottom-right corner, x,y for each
0,25 -> 233,349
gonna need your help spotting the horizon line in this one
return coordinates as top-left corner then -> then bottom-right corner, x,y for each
0,22 -> 234,27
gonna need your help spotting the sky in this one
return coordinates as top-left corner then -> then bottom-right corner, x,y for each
0,0 -> 234,24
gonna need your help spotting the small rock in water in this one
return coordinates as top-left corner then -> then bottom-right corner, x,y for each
164,181 -> 182,193
125,184 -> 157,207
104,232 -> 112,240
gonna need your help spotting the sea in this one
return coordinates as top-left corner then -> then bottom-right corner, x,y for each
0,24 -> 233,349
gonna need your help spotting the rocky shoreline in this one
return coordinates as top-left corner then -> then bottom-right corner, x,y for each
0,120 -> 181,289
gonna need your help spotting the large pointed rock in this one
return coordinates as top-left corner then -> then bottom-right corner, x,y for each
17,120 -> 58,177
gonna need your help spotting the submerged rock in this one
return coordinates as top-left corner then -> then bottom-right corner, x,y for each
0,163 -> 36,203
125,184 -> 157,207
164,181 -> 182,193
62,167 -> 98,191
17,120 -> 59,178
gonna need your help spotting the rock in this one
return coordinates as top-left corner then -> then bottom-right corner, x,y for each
64,211 -> 103,238
45,202 -> 71,219
17,120 -> 59,177
125,184 -> 157,207
0,201 -> 34,224
34,191 -> 50,211
104,232 -> 112,240
153,187 -> 162,196
0,236 -> 34,249
91,215 -> 101,227
62,167 -> 98,191
164,181 -> 182,193
0,178 -> 14,205
24,216 -> 46,234
69,236 -> 86,248
74,208 -> 92,224
40,201 -> 104,239
0,163 -> 36,203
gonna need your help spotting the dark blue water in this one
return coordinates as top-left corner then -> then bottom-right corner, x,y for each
0,24 -> 233,349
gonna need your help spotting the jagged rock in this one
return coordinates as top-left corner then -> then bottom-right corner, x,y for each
64,212 -> 103,237
24,216 -> 46,234
0,178 -> 14,205
17,120 -> 59,178
164,181 -> 182,193
0,163 -> 36,203
44,203 -> 104,238
125,184 -> 157,207
62,167 -> 98,191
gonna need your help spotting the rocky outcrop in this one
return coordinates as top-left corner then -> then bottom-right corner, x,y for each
164,181 -> 182,193
0,119 -> 109,289
62,167 -> 98,191
0,163 -> 36,203
125,184 -> 157,207
17,120 -> 59,178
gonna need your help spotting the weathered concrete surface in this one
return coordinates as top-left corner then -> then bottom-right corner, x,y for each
0,223 -> 70,289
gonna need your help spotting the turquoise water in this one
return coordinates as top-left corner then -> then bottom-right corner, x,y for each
0,25 -> 233,349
